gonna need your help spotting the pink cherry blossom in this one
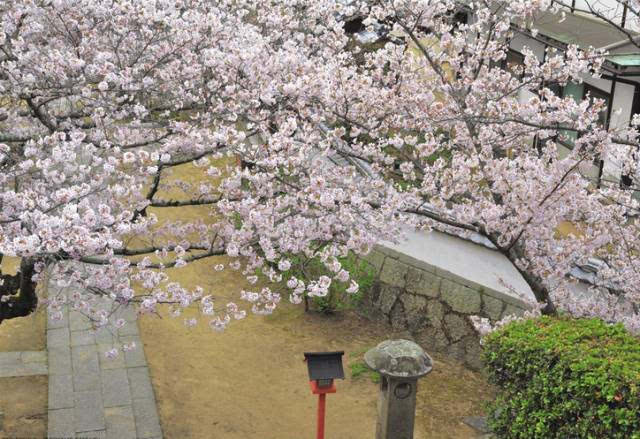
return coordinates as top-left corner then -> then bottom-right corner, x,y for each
0,0 -> 638,339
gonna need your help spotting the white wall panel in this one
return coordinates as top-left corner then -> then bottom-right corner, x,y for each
610,81 -> 634,129
582,75 -> 613,93
510,34 -> 547,61
574,0 -> 626,26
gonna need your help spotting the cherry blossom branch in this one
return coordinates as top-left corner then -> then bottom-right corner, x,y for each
505,157 -> 586,252
113,244 -> 212,257
141,248 -> 225,269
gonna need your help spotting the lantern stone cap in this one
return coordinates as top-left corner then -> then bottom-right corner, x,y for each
364,339 -> 432,378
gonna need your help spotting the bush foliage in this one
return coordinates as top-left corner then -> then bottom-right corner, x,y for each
283,252 -> 376,314
483,316 -> 640,438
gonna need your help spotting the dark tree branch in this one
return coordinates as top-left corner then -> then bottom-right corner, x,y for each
149,197 -> 221,207
80,247 -> 225,267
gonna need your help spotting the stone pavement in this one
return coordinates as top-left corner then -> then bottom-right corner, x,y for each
0,350 -> 47,377
47,305 -> 163,439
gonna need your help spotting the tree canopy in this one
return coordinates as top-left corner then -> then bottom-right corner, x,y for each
1,0 -> 640,340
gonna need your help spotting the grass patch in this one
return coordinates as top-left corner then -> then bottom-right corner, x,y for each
348,345 -> 381,384
349,360 -> 381,384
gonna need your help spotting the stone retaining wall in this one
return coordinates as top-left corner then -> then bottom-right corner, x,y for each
360,245 -> 531,370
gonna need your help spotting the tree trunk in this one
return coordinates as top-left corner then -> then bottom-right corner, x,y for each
505,245 -> 556,315
0,258 -> 38,324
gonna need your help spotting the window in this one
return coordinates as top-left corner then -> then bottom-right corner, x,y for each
557,82 -> 611,148
539,81 -> 563,98
584,84 -> 611,128
487,49 -> 525,79
620,172 -> 634,189
453,11 -> 468,26
557,82 -> 583,147
502,50 -> 525,77
621,85 -> 640,189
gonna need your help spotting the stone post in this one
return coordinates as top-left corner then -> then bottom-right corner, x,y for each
364,340 -> 432,439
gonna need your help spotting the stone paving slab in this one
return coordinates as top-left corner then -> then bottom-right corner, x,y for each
46,302 -> 163,439
105,405 -> 137,439
118,320 -> 140,337
74,390 -> 106,432
121,335 -> 147,368
0,350 -> 48,378
102,368 -> 132,408
97,343 -> 126,370
48,327 -> 71,348
21,350 -> 47,363
133,397 -> 163,438
78,430 -> 107,438
72,345 -> 101,392
463,416 -> 491,434
48,407 -> 75,438
49,374 -> 74,410
128,367 -> 155,400
0,362 -> 48,378
0,352 -> 21,365
95,328 -> 117,345
69,310 -> 93,332
47,305 -> 69,330
71,329 -> 97,347
48,345 -> 72,375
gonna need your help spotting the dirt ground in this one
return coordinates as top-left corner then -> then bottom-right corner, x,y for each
130,161 -> 493,438
0,310 -> 46,353
0,311 -> 47,439
0,376 -> 48,438
138,255 -> 492,439
0,256 -> 47,352
0,257 -> 48,437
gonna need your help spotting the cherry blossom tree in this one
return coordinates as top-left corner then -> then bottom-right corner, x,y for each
2,0 -> 640,343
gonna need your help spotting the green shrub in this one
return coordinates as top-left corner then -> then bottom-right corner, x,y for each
282,252 -> 376,314
482,316 -> 640,439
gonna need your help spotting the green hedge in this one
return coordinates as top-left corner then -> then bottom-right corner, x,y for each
483,316 -> 640,438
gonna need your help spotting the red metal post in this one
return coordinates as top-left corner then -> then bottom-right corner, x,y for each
308,380 -> 335,439
317,393 -> 326,439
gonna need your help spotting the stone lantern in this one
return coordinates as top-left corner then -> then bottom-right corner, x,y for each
364,340 -> 432,439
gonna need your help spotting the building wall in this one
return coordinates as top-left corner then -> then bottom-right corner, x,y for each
582,74 -> 613,93
359,245 -> 531,370
509,35 -> 639,184
606,81 -> 636,179
609,81 -> 634,131
573,0 -> 634,30
510,33 -> 546,60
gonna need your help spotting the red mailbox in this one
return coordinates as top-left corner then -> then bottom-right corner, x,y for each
304,351 -> 345,439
